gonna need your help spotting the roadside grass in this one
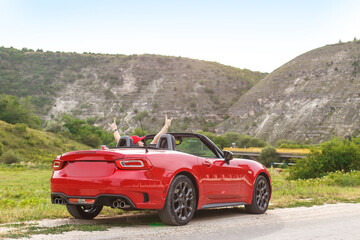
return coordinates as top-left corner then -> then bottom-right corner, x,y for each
1,214 -> 164,239
0,168 -> 125,224
270,169 -> 360,208
2,223 -> 110,239
0,168 -> 68,223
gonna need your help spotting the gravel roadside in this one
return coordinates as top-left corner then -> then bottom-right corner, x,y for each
3,203 -> 360,240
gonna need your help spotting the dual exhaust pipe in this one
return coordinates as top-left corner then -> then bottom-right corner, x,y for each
54,197 -> 130,209
54,197 -> 65,205
112,199 -> 130,209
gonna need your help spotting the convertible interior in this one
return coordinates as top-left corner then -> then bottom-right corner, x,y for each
116,133 -> 221,158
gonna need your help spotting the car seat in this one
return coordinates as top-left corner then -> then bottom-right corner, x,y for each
116,136 -> 135,147
156,134 -> 176,150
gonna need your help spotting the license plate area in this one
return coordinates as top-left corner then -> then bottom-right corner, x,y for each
69,198 -> 95,204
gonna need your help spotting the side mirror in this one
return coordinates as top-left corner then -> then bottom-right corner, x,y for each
223,150 -> 233,164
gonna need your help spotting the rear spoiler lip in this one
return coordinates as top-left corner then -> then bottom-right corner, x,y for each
61,150 -> 125,162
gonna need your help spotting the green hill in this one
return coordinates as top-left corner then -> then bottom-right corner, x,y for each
0,120 -> 90,166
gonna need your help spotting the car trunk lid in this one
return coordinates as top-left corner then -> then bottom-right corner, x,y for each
57,149 -> 151,178
60,149 -> 126,162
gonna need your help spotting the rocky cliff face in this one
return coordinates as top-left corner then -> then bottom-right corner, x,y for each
217,41 -> 360,143
48,55 -> 266,133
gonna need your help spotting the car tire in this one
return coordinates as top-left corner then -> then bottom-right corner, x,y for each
245,175 -> 270,214
66,205 -> 103,219
159,175 -> 197,225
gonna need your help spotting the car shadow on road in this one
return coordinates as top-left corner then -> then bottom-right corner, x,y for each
66,206 -> 248,227
194,206 -> 247,221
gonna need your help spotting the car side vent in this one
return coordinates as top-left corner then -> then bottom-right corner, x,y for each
143,193 -> 149,203
156,134 -> 176,150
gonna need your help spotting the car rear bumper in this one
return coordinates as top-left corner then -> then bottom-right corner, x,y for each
51,192 -> 138,208
51,170 -> 167,209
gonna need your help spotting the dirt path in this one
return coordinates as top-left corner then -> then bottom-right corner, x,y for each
3,203 -> 360,240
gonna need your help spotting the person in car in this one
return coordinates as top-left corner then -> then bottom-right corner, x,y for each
108,114 -> 172,146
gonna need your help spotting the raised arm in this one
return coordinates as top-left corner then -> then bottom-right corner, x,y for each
150,114 -> 173,144
108,117 -> 120,143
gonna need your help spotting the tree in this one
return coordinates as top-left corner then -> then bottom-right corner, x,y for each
134,111 -> 149,135
81,134 -> 101,148
259,146 -> 278,167
0,94 -> 42,129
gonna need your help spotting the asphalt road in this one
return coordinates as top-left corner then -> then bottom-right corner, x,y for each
13,203 -> 360,240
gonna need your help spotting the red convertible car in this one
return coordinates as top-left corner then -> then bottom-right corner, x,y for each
51,133 -> 271,225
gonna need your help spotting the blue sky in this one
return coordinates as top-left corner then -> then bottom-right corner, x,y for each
1,0 -> 359,72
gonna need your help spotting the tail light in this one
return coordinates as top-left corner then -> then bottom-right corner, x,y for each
115,158 -> 152,170
52,155 -> 65,170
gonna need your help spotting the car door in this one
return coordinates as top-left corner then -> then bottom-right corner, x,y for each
176,135 -> 247,203
198,156 -> 245,202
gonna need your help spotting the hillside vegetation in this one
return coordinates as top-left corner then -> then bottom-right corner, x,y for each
0,94 -> 42,129
0,120 -> 90,166
0,47 -> 266,134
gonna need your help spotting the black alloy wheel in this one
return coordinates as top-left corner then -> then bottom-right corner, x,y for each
66,205 -> 103,219
245,175 -> 270,214
159,175 -> 197,225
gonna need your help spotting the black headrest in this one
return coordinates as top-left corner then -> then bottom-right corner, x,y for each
116,136 -> 134,147
156,134 -> 176,150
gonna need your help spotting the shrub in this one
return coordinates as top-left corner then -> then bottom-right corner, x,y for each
15,123 -> 27,133
0,150 -> 23,164
288,148 -> 323,180
276,139 -> 309,149
86,117 -> 96,125
327,170 -> 360,187
224,132 -> 268,148
134,111 -> 148,122
80,134 -> 101,148
289,137 -> 360,179
26,139 -> 36,146
0,143 -> 3,156
130,128 -> 148,137
259,146 -> 278,167
204,87 -> 214,94
46,115 -> 115,147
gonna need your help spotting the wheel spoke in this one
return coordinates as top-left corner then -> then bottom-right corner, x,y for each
256,195 -> 261,205
185,205 -> 193,217
174,192 -> 181,200
182,183 -> 188,194
183,205 -> 188,217
174,205 -> 181,213
186,188 -> 192,196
